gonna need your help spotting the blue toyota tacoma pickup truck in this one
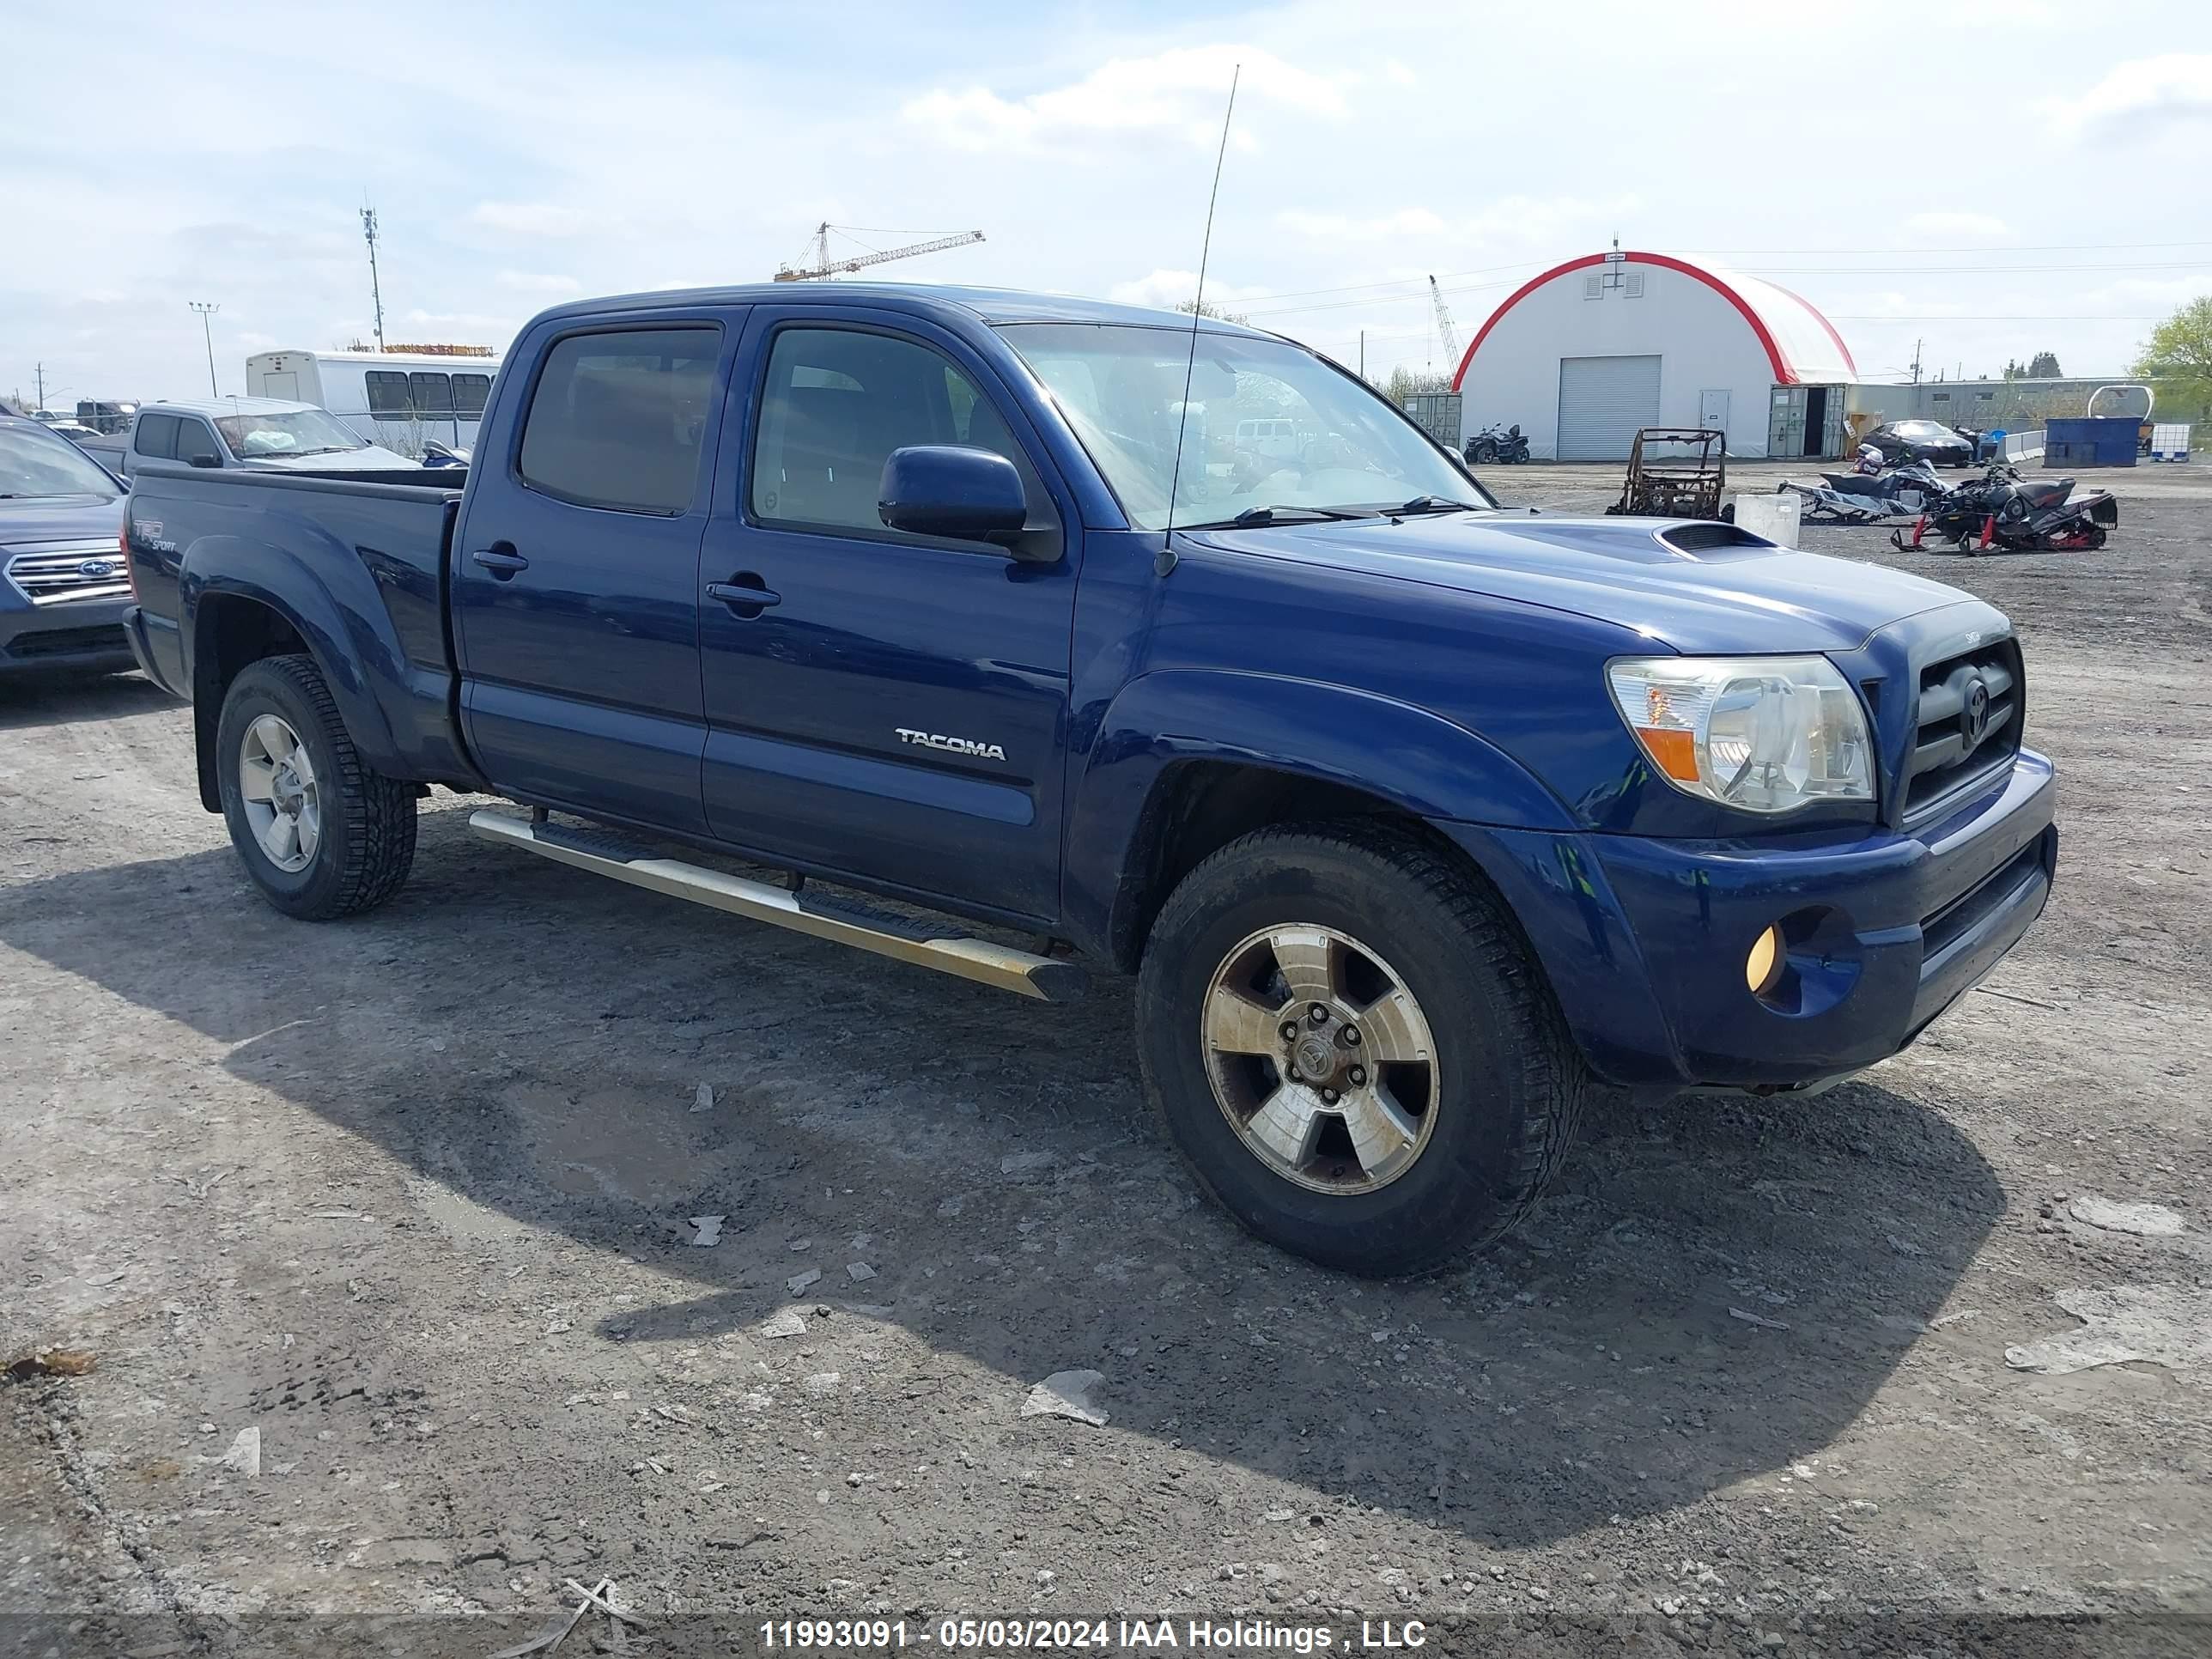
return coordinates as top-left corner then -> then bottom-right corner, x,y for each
121,284 -> 2056,1276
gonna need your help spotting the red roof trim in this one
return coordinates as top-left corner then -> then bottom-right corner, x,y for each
1449,251 -> 1829,392
1767,278 -> 1859,380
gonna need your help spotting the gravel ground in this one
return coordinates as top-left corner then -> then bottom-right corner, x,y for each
3,459 -> 2208,1658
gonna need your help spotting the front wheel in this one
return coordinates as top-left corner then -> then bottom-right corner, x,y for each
1136,822 -> 1587,1277
1469,441 -> 1497,465
216,654 -> 418,920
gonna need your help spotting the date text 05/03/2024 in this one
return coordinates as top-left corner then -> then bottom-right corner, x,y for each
758,1618 -> 1431,1650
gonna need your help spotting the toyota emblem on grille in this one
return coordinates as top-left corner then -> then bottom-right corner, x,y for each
1961,676 -> 1991,749
78,558 -> 117,579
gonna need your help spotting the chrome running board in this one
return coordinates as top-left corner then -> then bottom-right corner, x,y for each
468,810 -> 1085,1004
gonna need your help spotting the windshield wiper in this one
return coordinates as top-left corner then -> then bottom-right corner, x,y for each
1389,495 -> 1486,516
1182,504 -> 1376,529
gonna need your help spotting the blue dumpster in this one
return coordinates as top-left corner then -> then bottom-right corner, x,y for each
2044,417 -> 2138,467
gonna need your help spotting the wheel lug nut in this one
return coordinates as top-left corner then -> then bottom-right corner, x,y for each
1348,1066 -> 1367,1086
1308,1004 -> 1328,1025
1279,1021 -> 1299,1041
1342,1026 -> 1361,1046
1321,1087 -> 1340,1104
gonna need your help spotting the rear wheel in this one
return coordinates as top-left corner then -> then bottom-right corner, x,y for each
1136,822 -> 1587,1277
216,654 -> 417,920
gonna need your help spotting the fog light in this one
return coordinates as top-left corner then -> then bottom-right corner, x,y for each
1746,925 -> 1782,995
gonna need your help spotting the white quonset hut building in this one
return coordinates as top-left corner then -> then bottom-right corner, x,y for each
1451,250 -> 1859,461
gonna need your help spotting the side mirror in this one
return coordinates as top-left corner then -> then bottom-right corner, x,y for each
878,445 -> 1028,548
186,452 -> 222,468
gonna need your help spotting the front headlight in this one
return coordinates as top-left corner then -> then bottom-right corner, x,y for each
1607,654 -> 1874,813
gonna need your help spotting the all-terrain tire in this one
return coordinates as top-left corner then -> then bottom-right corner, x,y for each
216,653 -> 417,920
1135,820 -> 1588,1278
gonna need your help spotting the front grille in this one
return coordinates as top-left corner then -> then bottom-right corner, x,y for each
6,541 -> 131,606
5,623 -> 130,660
1904,639 -> 2024,817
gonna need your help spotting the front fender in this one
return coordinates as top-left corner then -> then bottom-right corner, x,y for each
1063,668 -> 1575,963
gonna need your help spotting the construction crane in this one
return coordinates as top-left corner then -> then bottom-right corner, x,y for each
1428,275 -> 1460,369
774,224 -> 986,283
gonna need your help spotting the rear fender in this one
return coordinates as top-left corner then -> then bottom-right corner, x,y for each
1063,668 -> 1574,963
180,527 -> 459,803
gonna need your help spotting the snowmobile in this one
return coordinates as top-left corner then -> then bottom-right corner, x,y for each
1892,465 -> 2119,555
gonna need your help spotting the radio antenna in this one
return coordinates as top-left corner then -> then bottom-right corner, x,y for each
1158,63 -> 1241,576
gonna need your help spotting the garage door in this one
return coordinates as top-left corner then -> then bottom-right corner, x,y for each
1557,354 -> 1662,461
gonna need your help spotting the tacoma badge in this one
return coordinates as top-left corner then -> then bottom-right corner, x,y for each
896,727 -> 1007,762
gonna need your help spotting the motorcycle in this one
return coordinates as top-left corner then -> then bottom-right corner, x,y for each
1464,422 -> 1529,465
1891,465 -> 2119,555
1778,456 -> 1950,525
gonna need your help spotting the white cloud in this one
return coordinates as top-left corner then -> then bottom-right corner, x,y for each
2077,273 -> 2212,309
2048,53 -> 2212,139
495,270 -> 582,295
1277,207 -> 1447,240
1456,193 -> 1642,245
1107,269 -> 1273,310
471,201 -> 591,237
902,46 -> 1346,153
1901,211 -> 2011,240
392,307 -> 524,347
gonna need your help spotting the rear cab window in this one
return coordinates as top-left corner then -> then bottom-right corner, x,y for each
517,326 -> 720,514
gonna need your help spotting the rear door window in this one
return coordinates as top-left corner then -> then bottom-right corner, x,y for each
133,414 -> 179,459
516,326 -> 720,514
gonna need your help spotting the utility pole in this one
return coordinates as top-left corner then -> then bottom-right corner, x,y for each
34,362 -> 52,409
362,204 -> 386,350
1358,330 -> 1365,380
1910,338 -> 1923,386
188,302 -> 220,396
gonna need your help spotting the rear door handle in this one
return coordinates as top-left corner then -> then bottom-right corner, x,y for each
707,578 -> 781,612
472,544 -> 529,575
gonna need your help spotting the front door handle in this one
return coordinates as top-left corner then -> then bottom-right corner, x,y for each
707,576 -> 781,614
472,544 -> 529,576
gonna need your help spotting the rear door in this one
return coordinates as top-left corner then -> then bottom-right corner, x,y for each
128,412 -> 180,477
453,311 -> 741,836
695,307 -> 1079,921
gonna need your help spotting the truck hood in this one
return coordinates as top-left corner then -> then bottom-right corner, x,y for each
242,445 -> 419,471
0,492 -> 125,547
1189,513 -> 1976,655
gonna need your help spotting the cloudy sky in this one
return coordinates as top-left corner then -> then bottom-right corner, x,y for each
5,0 -> 2209,407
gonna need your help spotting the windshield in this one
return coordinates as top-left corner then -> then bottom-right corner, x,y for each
213,408 -> 368,458
0,426 -> 122,499
997,323 -> 1489,531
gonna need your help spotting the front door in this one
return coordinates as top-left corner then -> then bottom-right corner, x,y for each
453,315 -> 737,836
696,310 -> 1079,922
1698,388 -> 1730,447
